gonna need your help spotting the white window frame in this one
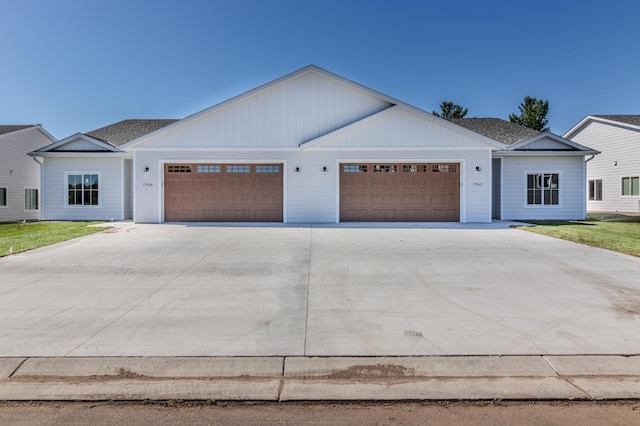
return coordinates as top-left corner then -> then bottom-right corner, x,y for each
0,187 -> 7,208
621,176 -> 640,197
64,171 -> 102,208
24,188 -> 39,211
524,171 -> 561,208
588,179 -> 603,201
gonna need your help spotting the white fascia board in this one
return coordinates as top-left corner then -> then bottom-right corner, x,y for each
0,125 -> 55,142
308,146 -> 493,152
564,115 -> 640,139
492,150 -> 598,157
132,147 -> 299,152
507,132 -> 597,152
27,151 -> 132,158
32,133 -> 120,153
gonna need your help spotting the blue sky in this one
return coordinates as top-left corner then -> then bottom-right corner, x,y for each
2,0 -> 639,139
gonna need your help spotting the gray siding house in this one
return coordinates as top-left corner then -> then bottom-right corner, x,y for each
564,115 -> 640,214
0,125 -> 56,222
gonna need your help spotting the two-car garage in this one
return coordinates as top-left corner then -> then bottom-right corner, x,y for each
163,162 -> 460,222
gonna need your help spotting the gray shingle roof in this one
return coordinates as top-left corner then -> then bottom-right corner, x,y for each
592,115 -> 640,127
85,119 -> 178,146
450,118 -> 541,145
0,125 -> 35,136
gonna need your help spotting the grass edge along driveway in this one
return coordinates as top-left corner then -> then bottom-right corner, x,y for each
0,221 -> 109,257
519,214 -> 640,257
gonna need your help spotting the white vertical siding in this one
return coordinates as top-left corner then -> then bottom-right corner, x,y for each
569,121 -> 640,214
136,72 -> 392,149
0,128 -> 52,222
133,149 -> 493,223
500,156 -> 586,220
41,156 -> 127,221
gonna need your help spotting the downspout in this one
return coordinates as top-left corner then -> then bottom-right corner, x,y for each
30,155 -> 44,220
583,154 -> 596,220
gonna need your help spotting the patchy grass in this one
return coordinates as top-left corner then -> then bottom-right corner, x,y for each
0,221 -> 109,257
519,214 -> 640,257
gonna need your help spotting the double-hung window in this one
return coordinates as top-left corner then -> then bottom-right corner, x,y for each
621,177 -> 639,196
24,188 -> 38,210
0,187 -> 6,207
588,179 -> 603,201
67,173 -> 99,206
527,173 -> 559,206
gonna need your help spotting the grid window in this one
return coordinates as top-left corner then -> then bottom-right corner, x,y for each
402,164 -> 427,173
588,179 -> 603,201
67,173 -> 99,206
256,165 -> 280,173
432,164 -> 456,173
24,188 -> 38,210
167,165 -> 191,173
343,165 -> 368,173
622,177 -> 639,196
373,164 -> 397,173
227,165 -> 250,173
527,173 -> 559,205
197,165 -> 220,173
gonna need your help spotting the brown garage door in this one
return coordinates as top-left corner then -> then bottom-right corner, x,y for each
164,163 -> 283,222
340,163 -> 460,222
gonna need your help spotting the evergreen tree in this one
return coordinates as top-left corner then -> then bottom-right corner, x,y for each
433,101 -> 468,119
509,96 -> 550,131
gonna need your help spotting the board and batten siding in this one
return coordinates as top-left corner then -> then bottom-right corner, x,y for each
41,156 -> 129,220
134,72 -> 393,149
0,127 -> 52,222
500,156 -> 586,220
133,148 -> 493,223
569,121 -> 640,214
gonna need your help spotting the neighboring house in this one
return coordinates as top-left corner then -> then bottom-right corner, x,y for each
0,125 -> 56,222
564,115 -> 640,215
30,65 -> 597,223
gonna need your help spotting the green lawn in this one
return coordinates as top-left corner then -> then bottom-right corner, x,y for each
519,214 -> 640,257
0,222 -> 109,257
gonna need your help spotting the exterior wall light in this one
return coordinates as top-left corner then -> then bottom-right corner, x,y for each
295,166 -> 301,173
144,166 -> 150,173
9,169 -> 14,175
322,166 -> 328,173
475,166 -> 481,172
614,161 -> 618,166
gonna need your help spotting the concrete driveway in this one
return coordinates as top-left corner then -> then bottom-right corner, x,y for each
1,222 -> 639,357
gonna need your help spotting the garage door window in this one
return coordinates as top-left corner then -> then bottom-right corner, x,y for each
167,165 -> 191,173
227,165 -> 250,173
403,164 -> 427,173
343,165 -> 368,173
256,165 -> 280,173
433,164 -> 456,173
66,173 -> 99,206
197,165 -> 220,173
373,164 -> 397,173
527,173 -> 559,205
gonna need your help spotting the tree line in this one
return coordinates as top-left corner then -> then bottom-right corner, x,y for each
433,97 -> 550,132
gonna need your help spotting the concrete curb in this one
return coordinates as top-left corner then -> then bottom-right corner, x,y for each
1,356 -> 639,401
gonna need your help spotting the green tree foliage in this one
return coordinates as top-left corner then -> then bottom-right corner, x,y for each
509,96 -> 550,131
433,101 -> 468,119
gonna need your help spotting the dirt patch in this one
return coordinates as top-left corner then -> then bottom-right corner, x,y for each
319,364 -> 415,379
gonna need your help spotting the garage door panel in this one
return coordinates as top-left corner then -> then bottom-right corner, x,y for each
340,163 -> 459,222
164,163 -> 283,222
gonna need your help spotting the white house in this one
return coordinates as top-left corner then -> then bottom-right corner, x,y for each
0,125 -> 56,222
564,115 -> 640,215
30,65 -> 597,223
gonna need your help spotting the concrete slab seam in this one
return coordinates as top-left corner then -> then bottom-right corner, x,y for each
7,358 -> 28,378
563,377 -> 595,399
541,355 -> 560,376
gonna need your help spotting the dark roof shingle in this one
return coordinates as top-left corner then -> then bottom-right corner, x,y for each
0,125 -> 35,136
450,118 -> 541,145
85,119 -> 178,146
592,115 -> 640,127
